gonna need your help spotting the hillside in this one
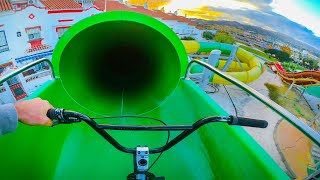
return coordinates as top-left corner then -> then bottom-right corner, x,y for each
194,19 -> 320,56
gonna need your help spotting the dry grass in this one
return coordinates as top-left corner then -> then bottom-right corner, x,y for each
265,83 -> 315,120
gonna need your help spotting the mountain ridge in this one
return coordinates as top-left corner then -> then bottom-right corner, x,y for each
193,19 -> 320,56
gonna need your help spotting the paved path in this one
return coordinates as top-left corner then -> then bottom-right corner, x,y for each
208,70 -> 288,173
276,120 -> 312,179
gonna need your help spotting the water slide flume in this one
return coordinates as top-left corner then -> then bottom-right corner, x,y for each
0,11 -> 301,179
182,40 -> 263,84
268,62 -> 320,87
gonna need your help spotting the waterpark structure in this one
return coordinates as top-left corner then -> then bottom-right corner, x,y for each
265,62 -> 320,98
0,0 -> 263,104
0,10 -> 319,179
182,40 -> 263,85
1,1 -> 320,179
267,62 -> 320,87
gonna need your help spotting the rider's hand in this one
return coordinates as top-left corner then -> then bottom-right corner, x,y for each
14,98 -> 53,126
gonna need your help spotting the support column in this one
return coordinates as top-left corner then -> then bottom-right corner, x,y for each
234,56 -> 244,71
284,82 -> 295,97
298,87 -> 306,100
200,50 -> 221,88
222,45 -> 239,72
309,111 -> 320,127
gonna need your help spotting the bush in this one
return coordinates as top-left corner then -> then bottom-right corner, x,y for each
214,32 -> 235,44
264,83 -> 315,120
303,59 -> 319,70
281,62 -> 305,72
202,31 -> 214,40
180,36 -> 195,40
264,83 -> 281,103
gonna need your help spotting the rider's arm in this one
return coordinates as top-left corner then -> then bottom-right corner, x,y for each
0,103 -> 18,136
0,98 -> 53,136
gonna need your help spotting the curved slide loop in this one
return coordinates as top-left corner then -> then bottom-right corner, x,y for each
269,62 -> 320,87
182,40 -> 263,85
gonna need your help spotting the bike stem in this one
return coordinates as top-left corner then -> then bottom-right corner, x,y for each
134,146 -> 149,180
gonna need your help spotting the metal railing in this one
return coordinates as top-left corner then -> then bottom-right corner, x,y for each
0,58 -> 55,85
25,70 -> 52,82
184,59 -> 320,147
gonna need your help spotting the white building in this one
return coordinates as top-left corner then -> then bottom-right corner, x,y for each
302,50 -> 309,59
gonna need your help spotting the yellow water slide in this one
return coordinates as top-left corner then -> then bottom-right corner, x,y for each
182,40 -> 263,85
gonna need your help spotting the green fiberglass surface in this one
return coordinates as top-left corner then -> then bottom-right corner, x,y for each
0,79 -> 288,179
199,42 -> 232,54
53,11 -> 188,116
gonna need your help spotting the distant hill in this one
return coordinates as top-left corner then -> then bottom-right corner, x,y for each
193,19 -> 320,56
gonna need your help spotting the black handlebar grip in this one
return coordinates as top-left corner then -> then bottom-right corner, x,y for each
230,116 -> 268,128
47,109 -> 57,120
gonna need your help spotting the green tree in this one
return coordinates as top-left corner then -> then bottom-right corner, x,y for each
202,31 -> 214,40
214,32 -> 235,44
304,59 -> 319,70
265,49 -> 293,62
180,36 -> 195,40
280,46 -> 293,56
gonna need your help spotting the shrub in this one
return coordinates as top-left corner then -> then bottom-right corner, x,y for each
202,31 -> 214,40
181,36 -> 195,40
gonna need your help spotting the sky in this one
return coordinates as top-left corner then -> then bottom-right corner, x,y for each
128,0 -> 320,51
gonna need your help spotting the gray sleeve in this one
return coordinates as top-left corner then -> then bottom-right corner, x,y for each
0,103 -> 18,136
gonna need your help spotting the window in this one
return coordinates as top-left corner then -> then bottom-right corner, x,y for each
7,77 -> 19,86
13,87 -> 24,97
0,31 -> 9,53
26,27 -> 41,41
57,27 -> 69,39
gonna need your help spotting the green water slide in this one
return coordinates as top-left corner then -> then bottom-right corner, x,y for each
0,11 -> 289,179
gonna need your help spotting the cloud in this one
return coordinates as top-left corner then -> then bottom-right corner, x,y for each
205,5 -> 320,49
163,0 -> 258,12
127,0 -> 170,9
179,6 -> 224,20
127,0 -> 320,50
270,0 -> 320,37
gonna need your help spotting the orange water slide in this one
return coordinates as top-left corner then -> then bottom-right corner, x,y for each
265,62 -> 320,86
279,70 -> 320,86
271,62 -> 320,86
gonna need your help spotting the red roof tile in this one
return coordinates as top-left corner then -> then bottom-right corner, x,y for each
151,10 -> 168,19
40,0 -> 82,10
189,21 -> 197,26
93,1 -> 197,27
176,16 -> 190,23
132,6 -> 156,17
94,1 -> 170,19
25,44 -> 51,53
162,14 -> 178,20
94,0 -> 130,11
0,0 -> 13,12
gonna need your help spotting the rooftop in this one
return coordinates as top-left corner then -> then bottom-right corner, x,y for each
94,0 -> 130,11
0,0 -> 13,12
39,0 -> 82,10
93,0 -> 203,29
